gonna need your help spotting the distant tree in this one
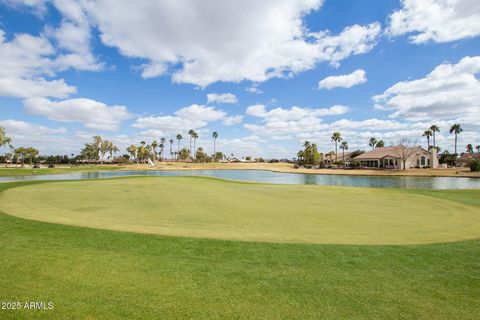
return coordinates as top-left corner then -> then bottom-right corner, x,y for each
449,123 -> 463,160
466,144 -> 474,153
169,139 -> 174,160
13,147 -> 37,167
476,145 -> 480,153
126,145 -> 138,163
376,140 -> 385,148
331,132 -> 342,161
188,129 -> 195,157
213,152 -> 224,162
297,141 -> 321,166
339,141 -> 348,164
369,137 -> 377,150
160,137 -> 166,161
176,134 -> 183,161
178,148 -> 191,161
212,131 -> 219,161
422,130 -> 432,149
192,132 -> 199,161
151,140 -> 158,160
195,147 -> 209,162
0,126 -> 12,149
397,137 -> 418,170
430,125 -> 440,148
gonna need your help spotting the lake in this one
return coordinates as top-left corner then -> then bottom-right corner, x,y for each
1,169 -> 479,189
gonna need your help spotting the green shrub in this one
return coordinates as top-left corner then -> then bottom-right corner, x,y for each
468,158 -> 480,172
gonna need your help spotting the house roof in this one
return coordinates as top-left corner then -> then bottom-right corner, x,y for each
354,146 -> 428,160
458,152 -> 480,161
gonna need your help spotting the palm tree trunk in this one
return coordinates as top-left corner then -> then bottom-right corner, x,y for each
213,139 -> 216,162
454,133 -> 458,161
193,139 -> 196,161
335,142 -> 338,161
432,132 -> 436,148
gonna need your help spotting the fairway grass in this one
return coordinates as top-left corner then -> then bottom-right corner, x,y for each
1,177 -> 480,244
0,180 -> 479,319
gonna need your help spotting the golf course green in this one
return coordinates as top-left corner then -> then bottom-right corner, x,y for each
1,177 -> 479,319
1,176 -> 480,244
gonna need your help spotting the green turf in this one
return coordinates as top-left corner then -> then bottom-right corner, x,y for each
1,177 -> 480,245
0,181 -> 479,319
0,165 -> 122,176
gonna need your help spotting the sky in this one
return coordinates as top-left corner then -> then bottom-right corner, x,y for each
0,0 -> 479,159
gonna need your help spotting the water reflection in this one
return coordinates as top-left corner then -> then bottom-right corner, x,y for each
0,169 -> 479,189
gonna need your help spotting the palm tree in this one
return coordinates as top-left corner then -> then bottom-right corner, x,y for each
466,144 -> 473,153
151,140 -> 158,160
376,140 -> 385,148
339,141 -> 348,165
331,132 -> 342,161
169,139 -> 174,160
369,137 -> 377,150
476,145 -> 480,153
176,134 -> 183,161
126,145 -> 138,163
449,123 -> 463,159
192,131 -> 199,161
160,137 -> 166,161
423,130 -> 432,149
212,131 -> 218,161
188,129 -> 195,158
158,143 -> 164,161
430,124 -> 440,148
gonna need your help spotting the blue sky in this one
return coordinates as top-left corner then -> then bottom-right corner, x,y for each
0,0 -> 479,158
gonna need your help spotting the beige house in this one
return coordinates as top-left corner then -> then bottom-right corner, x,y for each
457,153 -> 480,166
353,146 -> 438,169
323,151 -> 353,165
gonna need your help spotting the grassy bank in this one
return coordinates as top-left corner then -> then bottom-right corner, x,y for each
2,177 -> 480,244
1,180 -> 479,319
0,165 -> 123,177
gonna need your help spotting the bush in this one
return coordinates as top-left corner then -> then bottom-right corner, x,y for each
468,158 -> 480,172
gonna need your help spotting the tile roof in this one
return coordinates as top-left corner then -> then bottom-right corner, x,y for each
354,146 -> 427,160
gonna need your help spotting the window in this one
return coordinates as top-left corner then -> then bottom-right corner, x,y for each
421,156 -> 425,166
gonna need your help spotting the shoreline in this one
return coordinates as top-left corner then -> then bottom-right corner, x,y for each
1,162 -> 479,178
120,162 -> 480,179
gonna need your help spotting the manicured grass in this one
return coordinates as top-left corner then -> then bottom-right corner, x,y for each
0,165 -> 123,177
1,177 -> 480,244
0,181 -> 479,319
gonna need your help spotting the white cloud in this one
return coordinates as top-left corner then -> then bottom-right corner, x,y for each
0,29 -> 76,98
245,86 -> 263,94
133,104 -> 227,133
0,119 -> 66,138
388,0 -> 480,43
206,93 -> 238,104
23,97 -> 131,131
82,0 -> 381,86
0,119 -> 73,154
373,56 -> 480,125
223,115 -> 243,125
318,69 -> 367,89
245,104 -> 348,139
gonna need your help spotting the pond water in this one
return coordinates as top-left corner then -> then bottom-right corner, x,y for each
1,169 -> 479,189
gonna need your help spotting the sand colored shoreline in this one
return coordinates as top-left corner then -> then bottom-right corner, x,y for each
120,162 -> 480,178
